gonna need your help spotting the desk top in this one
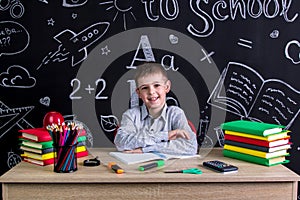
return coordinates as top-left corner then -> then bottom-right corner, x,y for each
1,148 -> 299,184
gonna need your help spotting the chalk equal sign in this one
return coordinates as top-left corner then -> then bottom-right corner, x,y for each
237,38 -> 253,49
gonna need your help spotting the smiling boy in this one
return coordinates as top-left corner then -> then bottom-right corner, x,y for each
114,62 -> 198,155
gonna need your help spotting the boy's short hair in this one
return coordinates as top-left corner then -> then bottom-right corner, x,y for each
134,62 -> 168,84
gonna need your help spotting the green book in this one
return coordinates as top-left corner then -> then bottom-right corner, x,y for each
21,140 -> 53,149
20,145 -> 54,154
221,120 -> 285,136
77,136 -> 86,142
223,149 -> 289,166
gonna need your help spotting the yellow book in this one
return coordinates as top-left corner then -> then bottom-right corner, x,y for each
23,152 -> 54,160
224,144 -> 289,159
224,130 -> 289,141
76,145 -> 86,153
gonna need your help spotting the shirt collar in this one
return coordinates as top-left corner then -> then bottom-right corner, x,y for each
141,103 -> 168,121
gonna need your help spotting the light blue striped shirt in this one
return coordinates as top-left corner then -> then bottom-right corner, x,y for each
114,104 -> 198,155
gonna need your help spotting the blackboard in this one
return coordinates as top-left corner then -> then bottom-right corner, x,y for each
1,0 -> 300,197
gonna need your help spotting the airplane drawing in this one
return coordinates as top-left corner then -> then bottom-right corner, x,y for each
0,101 -> 34,139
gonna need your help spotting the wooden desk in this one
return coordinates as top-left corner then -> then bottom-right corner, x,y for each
1,148 -> 299,200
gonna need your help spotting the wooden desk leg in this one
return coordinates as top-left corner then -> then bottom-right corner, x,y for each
2,184 -> 8,200
292,181 -> 298,200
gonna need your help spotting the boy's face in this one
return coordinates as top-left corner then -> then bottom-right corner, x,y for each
136,73 -> 171,114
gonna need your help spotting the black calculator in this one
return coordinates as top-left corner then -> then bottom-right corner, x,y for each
203,160 -> 238,173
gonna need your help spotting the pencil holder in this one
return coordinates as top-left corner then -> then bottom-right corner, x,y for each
53,143 -> 77,173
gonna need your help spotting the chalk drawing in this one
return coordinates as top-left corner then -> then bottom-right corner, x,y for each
38,0 -> 48,4
99,0 -> 136,30
126,35 -> 156,69
39,96 -> 50,107
72,13 -> 77,19
237,38 -> 253,49
7,150 -> 22,168
0,21 -> 30,57
0,65 -> 36,88
101,45 -> 111,55
0,0 -> 24,19
47,18 -> 55,26
0,100 -> 34,140
100,114 -> 119,132
37,21 -> 110,69
69,78 -> 108,100
270,30 -> 279,39
285,40 -> 300,65
142,0 -> 179,21
208,62 -> 300,129
169,34 -> 178,44
200,48 -> 215,64
186,0 -> 298,37
63,0 -> 88,7
127,80 -> 139,108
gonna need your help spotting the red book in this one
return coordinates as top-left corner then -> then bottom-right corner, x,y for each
224,134 -> 290,148
77,150 -> 89,158
79,129 -> 86,137
19,128 -> 52,142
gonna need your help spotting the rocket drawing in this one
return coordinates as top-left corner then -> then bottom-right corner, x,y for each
54,22 -> 110,66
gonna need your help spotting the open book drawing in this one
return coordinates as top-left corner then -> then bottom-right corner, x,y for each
208,62 -> 300,129
109,152 -> 199,165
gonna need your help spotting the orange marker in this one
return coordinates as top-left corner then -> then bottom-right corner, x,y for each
108,162 -> 124,174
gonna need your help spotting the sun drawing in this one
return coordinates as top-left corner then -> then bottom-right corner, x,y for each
99,0 -> 137,30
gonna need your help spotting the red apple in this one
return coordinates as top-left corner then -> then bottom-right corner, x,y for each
43,111 -> 64,128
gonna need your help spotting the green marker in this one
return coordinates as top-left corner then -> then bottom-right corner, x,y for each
138,160 -> 165,171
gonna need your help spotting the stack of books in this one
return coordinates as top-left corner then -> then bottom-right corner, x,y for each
19,128 -> 89,166
221,120 -> 291,166
19,128 -> 54,166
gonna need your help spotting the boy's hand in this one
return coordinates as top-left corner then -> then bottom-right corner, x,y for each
123,148 -> 143,154
168,129 -> 191,140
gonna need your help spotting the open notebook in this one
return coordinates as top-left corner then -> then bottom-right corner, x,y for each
109,151 -> 199,165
